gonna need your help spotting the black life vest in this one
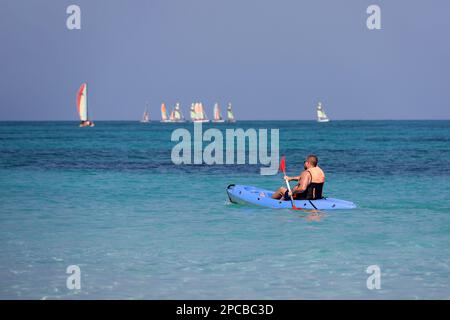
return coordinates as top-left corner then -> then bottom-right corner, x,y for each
293,171 -> 324,200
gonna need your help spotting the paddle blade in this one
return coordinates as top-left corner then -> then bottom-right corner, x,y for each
279,156 -> 286,173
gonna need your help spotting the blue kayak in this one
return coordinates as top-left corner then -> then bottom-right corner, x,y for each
226,184 -> 356,210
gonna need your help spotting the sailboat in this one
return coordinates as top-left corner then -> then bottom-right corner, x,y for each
77,83 -> 94,127
140,103 -> 150,123
212,103 -> 225,123
226,103 -> 236,123
191,102 -> 209,123
169,102 -> 186,123
316,102 -> 330,122
189,103 -> 196,122
160,103 -> 171,123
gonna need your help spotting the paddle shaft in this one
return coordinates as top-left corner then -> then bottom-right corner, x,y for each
279,156 -> 302,211
283,171 -> 300,210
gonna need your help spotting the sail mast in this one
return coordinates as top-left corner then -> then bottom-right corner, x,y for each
85,83 -> 88,120
201,103 -> 207,120
174,102 -> 183,121
190,103 -> 196,121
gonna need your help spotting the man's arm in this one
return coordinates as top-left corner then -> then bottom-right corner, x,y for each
284,175 -> 300,182
291,171 -> 311,195
284,171 -> 305,182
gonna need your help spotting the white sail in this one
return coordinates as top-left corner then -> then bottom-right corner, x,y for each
173,103 -> 184,121
167,102 -> 185,122
141,103 -> 150,123
190,103 -> 196,121
141,110 -> 150,122
200,103 -> 208,120
213,103 -> 225,122
226,103 -> 235,122
192,102 -> 209,122
317,102 -> 330,122
194,103 -> 202,120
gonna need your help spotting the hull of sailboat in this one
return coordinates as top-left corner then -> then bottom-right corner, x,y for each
212,120 -> 225,123
192,119 -> 210,123
79,123 -> 95,127
160,120 -> 187,123
317,118 -> 330,123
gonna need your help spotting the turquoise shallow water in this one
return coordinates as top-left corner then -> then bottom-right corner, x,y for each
0,121 -> 449,299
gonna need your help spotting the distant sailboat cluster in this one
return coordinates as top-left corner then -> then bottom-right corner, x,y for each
160,102 -> 186,123
144,102 -> 236,123
75,83 -> 331,126
75,84 -> 236,126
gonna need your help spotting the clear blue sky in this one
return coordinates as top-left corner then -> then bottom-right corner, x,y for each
1,0 -> 449,120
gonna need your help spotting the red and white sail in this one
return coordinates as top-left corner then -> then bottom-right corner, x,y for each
77,83 -> 88,121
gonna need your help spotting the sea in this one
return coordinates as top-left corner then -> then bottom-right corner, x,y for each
0,121 -> 449,299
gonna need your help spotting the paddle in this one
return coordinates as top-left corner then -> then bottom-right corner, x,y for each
279,156 -> 303,211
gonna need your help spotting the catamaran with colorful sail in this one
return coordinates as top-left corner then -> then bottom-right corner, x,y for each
160,103 -> 171,123
317,102 -> 330,122
140,103 -> 150,123
169,102 -> 186,123
77,83 -> 94,127
226,103 -> 236,123
191,102 -> 210,123
212,103 -> 225,123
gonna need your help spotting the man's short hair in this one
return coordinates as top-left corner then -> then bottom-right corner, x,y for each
307,154 -> 318,167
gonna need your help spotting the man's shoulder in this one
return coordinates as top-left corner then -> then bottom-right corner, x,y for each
315,166 -> 326,177
300,170 -> 310,177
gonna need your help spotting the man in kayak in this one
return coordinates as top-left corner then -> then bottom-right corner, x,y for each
271,154 -> 325,200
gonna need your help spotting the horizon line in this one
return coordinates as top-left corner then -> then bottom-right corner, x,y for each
1,119 -> 450,122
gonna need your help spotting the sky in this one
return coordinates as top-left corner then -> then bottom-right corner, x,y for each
0,0 -> 449,120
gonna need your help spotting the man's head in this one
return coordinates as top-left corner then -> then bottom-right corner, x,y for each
304,154 -> 318,169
